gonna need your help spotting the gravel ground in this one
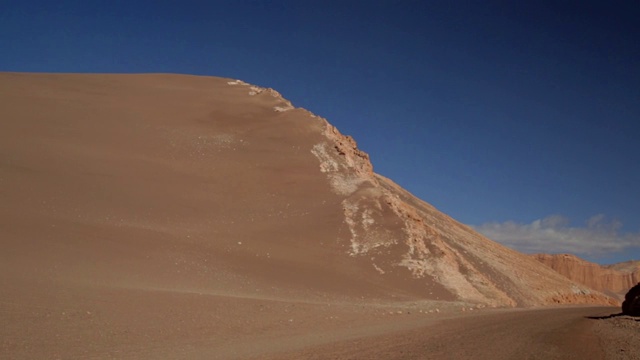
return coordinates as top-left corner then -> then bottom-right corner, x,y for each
591,314 -> 640,360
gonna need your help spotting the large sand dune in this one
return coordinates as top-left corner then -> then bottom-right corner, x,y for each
0,73 -> 622,358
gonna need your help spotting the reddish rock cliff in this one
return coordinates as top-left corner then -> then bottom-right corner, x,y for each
532,254 -> 640,299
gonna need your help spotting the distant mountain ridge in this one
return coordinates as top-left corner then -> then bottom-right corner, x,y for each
605,260 -> 640,274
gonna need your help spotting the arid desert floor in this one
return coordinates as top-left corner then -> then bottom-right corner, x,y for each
2,293 -> 638,360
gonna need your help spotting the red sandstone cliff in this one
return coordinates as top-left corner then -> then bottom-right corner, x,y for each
532,254 -> 640,299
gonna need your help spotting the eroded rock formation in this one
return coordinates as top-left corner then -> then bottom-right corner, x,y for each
303,100 -> 616,307
532,254 -> 640,298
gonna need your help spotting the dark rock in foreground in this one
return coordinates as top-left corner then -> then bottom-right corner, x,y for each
622,283 -> 640,316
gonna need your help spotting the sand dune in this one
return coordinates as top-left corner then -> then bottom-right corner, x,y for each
0,73 -> 624,359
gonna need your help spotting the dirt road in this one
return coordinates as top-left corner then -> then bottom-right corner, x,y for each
3,286 -> 636,360
258,307 -> 636,360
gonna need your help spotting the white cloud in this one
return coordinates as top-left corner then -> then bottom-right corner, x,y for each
472,215 -> 640,256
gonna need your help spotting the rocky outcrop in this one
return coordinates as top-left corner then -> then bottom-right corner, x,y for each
622,283 -> 640,316
325,124 -> 374,178
532,254 -> 640,298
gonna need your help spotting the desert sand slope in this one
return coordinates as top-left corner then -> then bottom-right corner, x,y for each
533,254 -> 640,298
0,73 -> 616,358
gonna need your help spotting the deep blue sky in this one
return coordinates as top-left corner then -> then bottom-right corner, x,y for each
1,1 -> 639,263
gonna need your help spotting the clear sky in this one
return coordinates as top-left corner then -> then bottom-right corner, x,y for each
1,1 -> 639,264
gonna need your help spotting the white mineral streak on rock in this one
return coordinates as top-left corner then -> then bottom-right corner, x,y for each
309,123 -> 394,255
373,263 -> 386,274
310,142 -> 366,196
340,195 -> 396,256
248,86 -> 262,96
381,189 -> 513,306
227,79 -> 295,111
342,199 -> 360,255
274,105 -> 294,112
310,143 -> 339,173
362,208 -> 375,230
227,79 -> 248,85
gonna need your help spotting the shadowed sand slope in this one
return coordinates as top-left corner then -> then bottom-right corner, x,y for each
0,73 -> 617,358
